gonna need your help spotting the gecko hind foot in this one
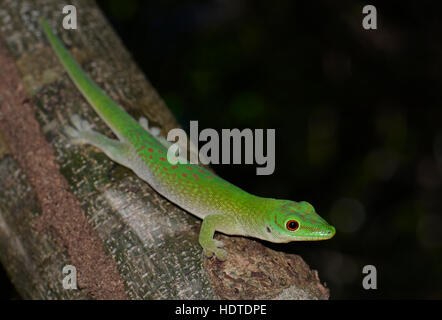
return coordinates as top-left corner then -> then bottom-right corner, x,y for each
65,114 -> 93,143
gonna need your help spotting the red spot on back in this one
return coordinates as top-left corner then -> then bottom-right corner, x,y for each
160,157 -> 166,161
158,150 -> 164,154
186,166 -> 193,170
193,173 -> 199,180
182,173 -> 187,178
171,166 -> 178,169
148,148 -> 153,152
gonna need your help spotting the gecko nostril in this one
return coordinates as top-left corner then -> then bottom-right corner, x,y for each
266,226 -> 272,233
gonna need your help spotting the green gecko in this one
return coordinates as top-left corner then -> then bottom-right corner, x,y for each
41,18 -> 335,261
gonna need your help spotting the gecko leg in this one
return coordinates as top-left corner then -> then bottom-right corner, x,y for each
199,214 -> 238,261
66,114 -> 133,168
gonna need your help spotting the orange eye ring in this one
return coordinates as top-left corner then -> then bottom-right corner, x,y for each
286,220 -> 299,231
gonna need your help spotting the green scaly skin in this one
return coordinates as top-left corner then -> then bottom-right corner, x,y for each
41,18 -> 336,261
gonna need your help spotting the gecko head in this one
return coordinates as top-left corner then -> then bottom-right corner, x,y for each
264,200 -> 335,242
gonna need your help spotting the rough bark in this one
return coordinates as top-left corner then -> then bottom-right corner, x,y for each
0,0 -> 330,299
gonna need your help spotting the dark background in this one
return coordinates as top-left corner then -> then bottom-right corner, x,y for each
2,0 -> 442,299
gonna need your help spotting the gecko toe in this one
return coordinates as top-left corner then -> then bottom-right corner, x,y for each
81,120 -> 92,130
64,125 -> 79,138
139,117 -> 149,130
213,248 -> 227,261
70,114 -> 92,132
203,248 -> 214,258
70,114 -> 82,129
150,126 -> 161,137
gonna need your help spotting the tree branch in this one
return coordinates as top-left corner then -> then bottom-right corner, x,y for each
0,0 -> 329,299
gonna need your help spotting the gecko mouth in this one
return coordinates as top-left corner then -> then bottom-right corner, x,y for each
279,225 -> 336,242
305,225 -> 336,240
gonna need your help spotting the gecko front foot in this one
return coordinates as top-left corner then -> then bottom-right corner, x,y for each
202,239 -> 227,261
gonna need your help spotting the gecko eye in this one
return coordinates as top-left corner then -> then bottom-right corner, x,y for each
286,220 -> 299,231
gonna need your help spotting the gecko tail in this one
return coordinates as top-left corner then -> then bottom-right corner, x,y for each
40,17 -> 141,141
